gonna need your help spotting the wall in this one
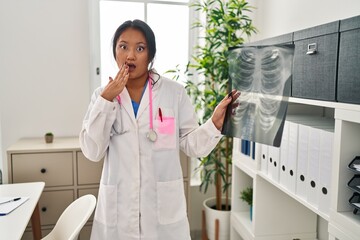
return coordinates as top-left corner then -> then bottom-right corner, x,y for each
1,0 -> 360,236
0,0 -> 91,181
250,0 -> 360,41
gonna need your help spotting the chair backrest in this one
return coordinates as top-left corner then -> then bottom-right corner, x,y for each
42,194 -> 96,240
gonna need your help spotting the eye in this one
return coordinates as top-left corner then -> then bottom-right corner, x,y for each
137,46 -> 145,52
118,44 -> 127,50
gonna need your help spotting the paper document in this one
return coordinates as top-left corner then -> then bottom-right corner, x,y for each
352,164 -> 360,171
353,202 -> 360,208
0,197 -> 29,216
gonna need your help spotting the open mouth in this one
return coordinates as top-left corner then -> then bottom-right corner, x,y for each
126,63 -> 136,72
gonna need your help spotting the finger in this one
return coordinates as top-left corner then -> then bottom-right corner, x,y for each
114,64 -> 125,82
227,89 -> 238,99
123,72 -> 129,86
233,91 -> 241,100
118,65 -> 129,83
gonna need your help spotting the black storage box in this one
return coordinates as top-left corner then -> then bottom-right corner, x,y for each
337,15 -> 360,104
292,21 -> 340,101
249,32 -> 293,46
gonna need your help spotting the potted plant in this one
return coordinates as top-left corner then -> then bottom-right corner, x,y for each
240,187 -> 253,221
169,0 -> 257,239
44,132 -> 54,143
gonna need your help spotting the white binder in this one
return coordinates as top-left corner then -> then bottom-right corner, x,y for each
307,126 -> 321,208
259,143 -> 268,174
279,121 -> 289,187
286,121 -> 299,194
268,145 -> 280,182
318,129 -> 334,215
296,124 -> 311,200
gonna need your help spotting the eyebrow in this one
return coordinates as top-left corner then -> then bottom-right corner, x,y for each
118,40 -> 147,45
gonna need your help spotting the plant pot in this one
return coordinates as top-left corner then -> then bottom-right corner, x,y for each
250,205 -> 253,221
45,135 -> 53,143
203,197 -> 231,240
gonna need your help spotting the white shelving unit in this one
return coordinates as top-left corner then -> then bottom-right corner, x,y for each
231,97 -> 360,240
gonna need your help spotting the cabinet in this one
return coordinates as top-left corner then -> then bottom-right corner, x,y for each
7,137 -> 103,239
230,98 -> 360,240
7,137 -> 191,239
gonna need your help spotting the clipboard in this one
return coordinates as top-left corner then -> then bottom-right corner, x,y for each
0,197 -> 29,216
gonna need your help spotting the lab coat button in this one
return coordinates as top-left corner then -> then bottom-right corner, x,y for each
113,106 -> 116,110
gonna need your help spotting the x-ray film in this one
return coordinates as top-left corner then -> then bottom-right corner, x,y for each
222,44 -> 294,147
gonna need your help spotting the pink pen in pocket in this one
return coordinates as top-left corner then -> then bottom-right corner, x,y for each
157,108 -> 175,135
159,108 -> 163,122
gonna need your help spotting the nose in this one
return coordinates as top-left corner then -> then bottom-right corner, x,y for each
126,48 -> 136,61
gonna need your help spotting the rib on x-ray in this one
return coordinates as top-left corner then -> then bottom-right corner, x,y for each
222,44 -> 294,147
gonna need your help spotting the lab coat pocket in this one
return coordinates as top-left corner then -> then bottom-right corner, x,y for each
94,183 -> 117,226
157,179 -> 186,224
154,108 -> 176,150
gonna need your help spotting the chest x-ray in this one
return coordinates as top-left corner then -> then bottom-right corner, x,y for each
222,44 -> 294,147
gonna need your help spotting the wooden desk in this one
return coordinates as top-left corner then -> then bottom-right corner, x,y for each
0,182 -> 45,240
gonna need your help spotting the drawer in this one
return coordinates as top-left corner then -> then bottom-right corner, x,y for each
38,190 -> 74,226
292,21 -> 340,101
79,225 -> 93,240
77,151 -> 103,185
11,152 -> 73,187
21,228 -> 51,240
78,188 -> 99,221
337,15 -> 360,104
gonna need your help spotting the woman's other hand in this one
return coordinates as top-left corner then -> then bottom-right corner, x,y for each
211,89 -> 241,130
101,64 -> 129,101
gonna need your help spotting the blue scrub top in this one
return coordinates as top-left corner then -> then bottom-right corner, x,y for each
132,80 -> 148,118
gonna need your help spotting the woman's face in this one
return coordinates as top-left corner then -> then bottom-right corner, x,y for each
115,28 -> 149,82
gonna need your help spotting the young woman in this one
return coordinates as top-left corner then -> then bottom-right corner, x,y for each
80,19 -> 235,240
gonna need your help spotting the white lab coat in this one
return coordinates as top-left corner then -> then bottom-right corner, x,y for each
80,74 -> 222,240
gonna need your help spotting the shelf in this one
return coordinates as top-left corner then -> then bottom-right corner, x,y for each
257,172 -> 330,221
335,108 -> 360,123
233,155 -> 257,178
290,97 -> 360,112
332,211 -> 360,237
231,211 -> 254,240
231,97 -> 360,239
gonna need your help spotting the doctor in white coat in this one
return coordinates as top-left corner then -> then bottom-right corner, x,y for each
80,19 -> 236,240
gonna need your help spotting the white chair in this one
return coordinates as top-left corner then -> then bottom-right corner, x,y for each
42,194 -> 96,240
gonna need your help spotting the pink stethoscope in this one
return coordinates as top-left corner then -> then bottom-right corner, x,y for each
116,79 -> 157,142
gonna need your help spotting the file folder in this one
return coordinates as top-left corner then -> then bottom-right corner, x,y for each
296,124 -> 311,200
286,121 -> 299,194
306,124 -> 334,208
279,121 -> 289,187
318,129 -> 334,215
268,145 -> 280,182
291,117 -> 334,201
307,126 -> 321,208
259,143 -> 268,174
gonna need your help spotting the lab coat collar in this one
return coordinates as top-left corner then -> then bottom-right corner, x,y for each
119,73 -> 162,122
136,73 -> 162,120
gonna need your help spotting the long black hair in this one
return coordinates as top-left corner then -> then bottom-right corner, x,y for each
112,19 -> 159,84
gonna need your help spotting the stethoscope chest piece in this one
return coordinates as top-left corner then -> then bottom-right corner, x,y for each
147,129 -> 157,142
